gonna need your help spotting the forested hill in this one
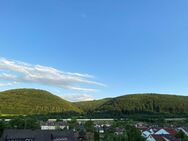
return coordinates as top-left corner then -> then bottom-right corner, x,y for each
74,98 -> 111,112
75,94 -> 188,116
0,89 -> 81,115
1,89 -> 188,117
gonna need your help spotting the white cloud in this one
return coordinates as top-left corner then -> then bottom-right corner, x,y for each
0,82 -> 17,87
0,57 -> 105,92
62,94 -> 94,102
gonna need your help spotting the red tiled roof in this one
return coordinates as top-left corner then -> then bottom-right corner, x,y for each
150,134 -> 179,141
163,135 -> 179,141
151,135 -> 164,141
164,128 -> 177,135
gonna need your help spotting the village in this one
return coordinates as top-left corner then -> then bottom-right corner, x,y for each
1,118 -> 188,141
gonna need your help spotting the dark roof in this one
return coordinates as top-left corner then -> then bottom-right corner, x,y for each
150,134 -> 180,141
1,129 -> 76,141
2,129 -> 35,139
162,135 -> 180,141
164,128 -> 177,135
181,127 -> 188,133
151,135 -> 164,141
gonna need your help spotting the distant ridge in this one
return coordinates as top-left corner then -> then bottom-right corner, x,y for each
75,93 -> 188,116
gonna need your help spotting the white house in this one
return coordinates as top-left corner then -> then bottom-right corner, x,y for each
155,129 -> 170,135
41,125 -> 65,130
155,128 -> 177,135
142,129 -> 155,138
40,121 -> 66,130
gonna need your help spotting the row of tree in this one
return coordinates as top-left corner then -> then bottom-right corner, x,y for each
66,119 -> 145,141
0,116 -> 40,136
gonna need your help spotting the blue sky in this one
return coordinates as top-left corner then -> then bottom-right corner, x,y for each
0,0 -> 188,101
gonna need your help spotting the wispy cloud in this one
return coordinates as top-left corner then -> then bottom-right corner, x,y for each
0,57 -> 105,92
62,94 -> 94,102
0,82 -> 17,87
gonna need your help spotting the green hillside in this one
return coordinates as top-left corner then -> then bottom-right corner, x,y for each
1,89 -> 188,118
98,94 -> 188,113
74,98 -> 111,112
0,89 -> 81,116
76,94 -> 188,117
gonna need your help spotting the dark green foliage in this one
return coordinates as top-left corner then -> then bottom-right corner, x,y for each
98,94 -> 188,114
126,125 -> 145,141
183,137 -> 188,141
94,131 -> 100,141
0,121 -> 5,136
78,129 -> 87,141
8,116 -> 40,129
84,120 -> 94,132
186,118 -> 188,123
175,130 -> 185,139
103,132 -> 128,141
0,89 -> 81,115
23,117 -> 40,129
74,98 -> 111,112
67,119 -> 78,130
112,120 -> 127,128
9,117 -> 25,129
175,131 -> 188,141
0,117 -> 40,136
76,94 -> 188,117
103,123 -> 143,141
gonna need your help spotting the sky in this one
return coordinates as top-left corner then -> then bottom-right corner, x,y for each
0,0 -> 188,101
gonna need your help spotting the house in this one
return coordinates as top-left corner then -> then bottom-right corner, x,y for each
135,122 -> 148,128
94,124 -> 105,134
41,121 -> 66,130
146,134 -> 180,141
155,129 -> 170,135
142,128 -> 155,138
164,128 -> 177,135
177,127 -> 188,136
154,128 -> 177,135
144,127 -> 178,141
114,127 -> 125,135
146,134 -> 164,141
1,129 -> 76,141
98,127 -> 104,134
162,134 -> 180,141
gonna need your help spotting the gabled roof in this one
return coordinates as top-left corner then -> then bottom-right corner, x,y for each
164,128 -> 177,135
149,134 -> 180,141
2,129 -> 35,139
151,134 -> 164,141
162,134 -> 180,141
155,128 -> 169,135
1,129 -> 76,141
179,127 -> 188,133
